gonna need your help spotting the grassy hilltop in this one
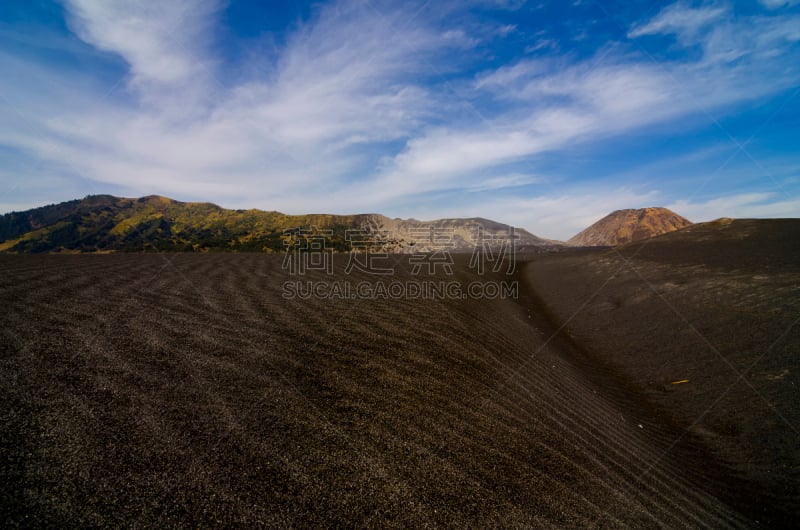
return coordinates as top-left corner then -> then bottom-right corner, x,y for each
0,195 -> 362,253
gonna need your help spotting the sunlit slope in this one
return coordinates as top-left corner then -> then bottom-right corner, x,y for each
0,195 -> 556,253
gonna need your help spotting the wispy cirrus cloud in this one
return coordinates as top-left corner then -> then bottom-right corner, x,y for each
668,192 -> 800,221
628,2 -> 727,40
759,0 -> 800,9
61,0 -> 223,110
630,1 -> 800,66
3,1 -> 450,197
360,1 -> 800,224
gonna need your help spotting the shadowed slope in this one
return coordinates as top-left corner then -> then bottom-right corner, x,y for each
529,218 -> 800,524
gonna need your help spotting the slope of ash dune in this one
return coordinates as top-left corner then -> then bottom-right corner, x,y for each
568,207 -> 692,247
528,218 -> 800,523
0,251 -> 763,527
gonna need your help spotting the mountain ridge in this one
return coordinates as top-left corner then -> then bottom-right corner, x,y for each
0,194 -> 560,254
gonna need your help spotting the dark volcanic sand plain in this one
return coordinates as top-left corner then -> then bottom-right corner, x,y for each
0,221 -> 797,527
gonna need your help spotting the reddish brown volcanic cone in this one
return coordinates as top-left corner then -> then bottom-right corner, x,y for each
568,207 -> 691,246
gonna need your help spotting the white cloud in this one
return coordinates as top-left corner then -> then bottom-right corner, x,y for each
62,0 -> 223,110
441,29 -> 479,48
368,55 -> 765,199
524,39 -> 557,53
628,2 -> 727,40
2,0 -> 453,203
668,193 -> 800,221
465,173 -> 546,192
364,0 -> 798,200
629,1 -> 800,66
355,59 -> 680,201
496,24 -> 517,36
759,0 -> 800,9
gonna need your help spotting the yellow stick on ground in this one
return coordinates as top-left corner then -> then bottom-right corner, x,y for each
671,379 -> 689,385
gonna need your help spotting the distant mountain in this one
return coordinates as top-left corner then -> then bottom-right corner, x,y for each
0,195 -> 560,253
568,207 -> 692,247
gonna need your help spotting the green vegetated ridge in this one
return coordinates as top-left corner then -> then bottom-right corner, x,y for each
0,195 -> 359,253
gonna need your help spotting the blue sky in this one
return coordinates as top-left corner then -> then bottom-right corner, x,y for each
0,0 -> 798,239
